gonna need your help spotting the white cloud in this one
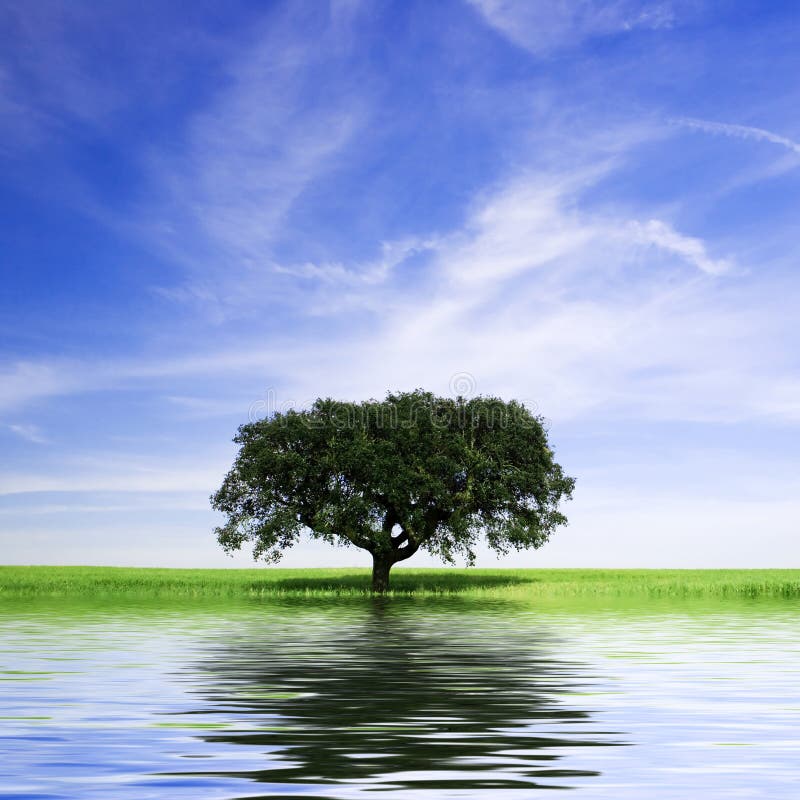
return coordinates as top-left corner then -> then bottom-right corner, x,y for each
0,4 -> 368,326
131,12 -> 367,320
0,524 -> 362,568
6,423 -> 49,445
274,238 -> 433,288
2,2 -> 798,570
516,493 -> 800,568
629,219 -> 731,275
0,464 -> 224,496
440,174 -> 600,289
4,486 -> 798,569
755,378 -> 800,422
0,361 -> 84,415
0,499 -> 209,515
243,167 -> 775,428
467,0 -> 678,55
0,159 -> 780,429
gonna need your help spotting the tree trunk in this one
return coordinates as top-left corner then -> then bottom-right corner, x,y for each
371,554 -> 392,593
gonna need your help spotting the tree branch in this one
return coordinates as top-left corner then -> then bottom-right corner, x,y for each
345,530 -> 375,553
414,507 -> 449,546
382,507 -> 399,534
391,529 -> 409,548
391,537 -> 419,563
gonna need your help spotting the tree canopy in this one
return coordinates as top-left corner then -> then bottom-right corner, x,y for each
212,390 -> 575,591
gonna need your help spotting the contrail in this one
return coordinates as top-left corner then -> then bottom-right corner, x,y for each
673,116 -> 800,155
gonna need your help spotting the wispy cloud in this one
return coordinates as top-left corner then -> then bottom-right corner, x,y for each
0,146 -> 773,431
274,238 -> 433,288
0,3 -> 193,151
2,2 -> 799,568
0,497 -> 209,515
1,3 -> 369,327
674,117 -> 800,156
229,160 -> 769,426
6,423 -> 49,445
133,11 -> 368,321
0,462 -> 225,496
628,219 -> 731,275
0,362 -> 85,415
467,0 -> 679,55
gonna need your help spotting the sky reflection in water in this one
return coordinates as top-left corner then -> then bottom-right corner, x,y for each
1,597 -> 798,798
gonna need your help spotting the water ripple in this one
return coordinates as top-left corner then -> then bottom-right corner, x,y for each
1,598 -> 798,798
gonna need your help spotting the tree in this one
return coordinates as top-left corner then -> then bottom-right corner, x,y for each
212,390 -> 575,592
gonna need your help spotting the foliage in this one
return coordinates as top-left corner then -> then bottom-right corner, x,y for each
211,390 -> 575,589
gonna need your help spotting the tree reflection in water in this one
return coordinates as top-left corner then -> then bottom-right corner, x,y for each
170,599 -> 625,796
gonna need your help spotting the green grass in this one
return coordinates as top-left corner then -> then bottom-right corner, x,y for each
1,566 -> 799,599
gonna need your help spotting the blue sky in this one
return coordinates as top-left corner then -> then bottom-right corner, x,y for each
1,0 -> 799,567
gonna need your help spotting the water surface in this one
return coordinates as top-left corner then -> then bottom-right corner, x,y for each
1,596 -> 798,798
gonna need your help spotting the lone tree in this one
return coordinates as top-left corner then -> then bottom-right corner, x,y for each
212,390 -> 575,592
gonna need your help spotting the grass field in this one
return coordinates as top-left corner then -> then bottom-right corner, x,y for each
1,566 -> 799,599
